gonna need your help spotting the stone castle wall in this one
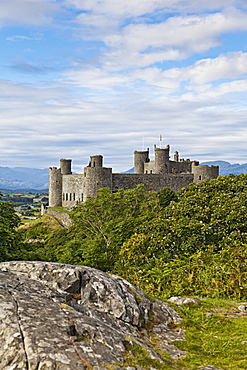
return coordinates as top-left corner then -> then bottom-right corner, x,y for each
62,174 -> 84,207
112,173 -> 194,192
44,208 -> 72,227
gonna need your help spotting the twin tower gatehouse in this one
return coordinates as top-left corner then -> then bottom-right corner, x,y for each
49,144 -> 219,208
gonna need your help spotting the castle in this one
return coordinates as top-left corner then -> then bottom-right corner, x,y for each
48,144 -> 219,208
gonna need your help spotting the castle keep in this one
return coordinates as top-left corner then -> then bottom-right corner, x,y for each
48,144 -> 219,208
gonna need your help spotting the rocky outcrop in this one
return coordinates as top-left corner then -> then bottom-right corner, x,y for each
0,261 -> 184,369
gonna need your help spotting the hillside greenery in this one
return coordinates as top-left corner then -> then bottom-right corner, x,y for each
10,174 -> 247,301
1,178 -> 247,368
0,193 -> 22,261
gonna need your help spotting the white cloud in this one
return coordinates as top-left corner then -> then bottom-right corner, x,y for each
185,79 -> 247,100
100,9 -> 247,69
165,52 -> 247,84
64,0 -> 245,18
0,0 -> 58,27
6,34 -> 43,42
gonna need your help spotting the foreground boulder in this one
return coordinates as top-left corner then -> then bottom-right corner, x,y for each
0,261 -> 184,369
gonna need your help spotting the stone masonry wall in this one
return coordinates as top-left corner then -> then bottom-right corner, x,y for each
45,208 -> 72,227
192,164 -> 219,184
112,173 -> 194,192
62,174 -> 84,207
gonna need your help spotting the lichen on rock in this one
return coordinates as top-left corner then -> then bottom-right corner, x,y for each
0,261 -> 185,369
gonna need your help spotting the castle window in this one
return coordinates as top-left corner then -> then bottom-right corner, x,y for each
73,193 -> 75,201
81,194 -> 83,202
150,170 -> 152,174
199,175 -> 202,180
66,193 -> 68,201
70,193 -> 72,201
93,161 -> 95,167
146,171 -> 148,174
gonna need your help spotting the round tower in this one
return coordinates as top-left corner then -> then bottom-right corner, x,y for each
134,149 -> 149,174
154,145 -> 170,174
48,167 -> 62,207
83,167 -> 112,201
89,155 -> 103,168
60,159 -> 72,175
60,158 -> 72,175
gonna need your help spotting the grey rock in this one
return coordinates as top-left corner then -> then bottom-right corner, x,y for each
198,366 -> 225,370
198,367 -> 221,370
169,296 -> 200,305
238,304 -> 247,312
0,261 -> 185,369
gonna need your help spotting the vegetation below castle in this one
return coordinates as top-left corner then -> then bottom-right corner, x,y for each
3,173 -> 244,302
1,176 -> 247,368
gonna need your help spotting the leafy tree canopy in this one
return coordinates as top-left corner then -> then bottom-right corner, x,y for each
0,193 -> 22,261
136,174 -> 247,258
66,185 -> 161,270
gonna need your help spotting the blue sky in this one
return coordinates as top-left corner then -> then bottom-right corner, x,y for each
1,0 -> 247,172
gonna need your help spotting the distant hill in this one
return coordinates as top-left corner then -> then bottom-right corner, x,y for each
0,166 -> 48,190
124,161 -> 247,177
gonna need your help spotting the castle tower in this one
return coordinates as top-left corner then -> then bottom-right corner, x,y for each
134,149 -> 149,174
154,144 -> 170,174
60,159 -> 72,175
89,155 -> 103,168
83,167 -> 112,201
48,167 -> 62,207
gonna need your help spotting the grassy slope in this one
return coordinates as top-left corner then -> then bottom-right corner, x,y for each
117,298 -> 247,369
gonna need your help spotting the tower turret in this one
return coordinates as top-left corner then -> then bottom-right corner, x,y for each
154,144 -> 170,174
134,149 -> 149,174
89,155 -> 103,168
83,167 -> 112,201
48,167 -> 62,207
174,151 -> 179,162
60,159 -> 72,175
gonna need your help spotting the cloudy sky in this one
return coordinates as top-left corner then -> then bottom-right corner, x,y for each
1,0 -> 247,172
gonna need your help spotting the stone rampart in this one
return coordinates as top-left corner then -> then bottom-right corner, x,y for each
45,208 -> 72,227
112,173 -> 194,192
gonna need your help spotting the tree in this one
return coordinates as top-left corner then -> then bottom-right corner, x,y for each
0,193 -> 22,261
136,174 -> 247,258
63,185 -> 161,270
157,187 -> 178,208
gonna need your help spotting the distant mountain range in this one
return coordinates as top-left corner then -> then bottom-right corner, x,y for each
0,166 -> 48,190
0,161 -> 247,191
